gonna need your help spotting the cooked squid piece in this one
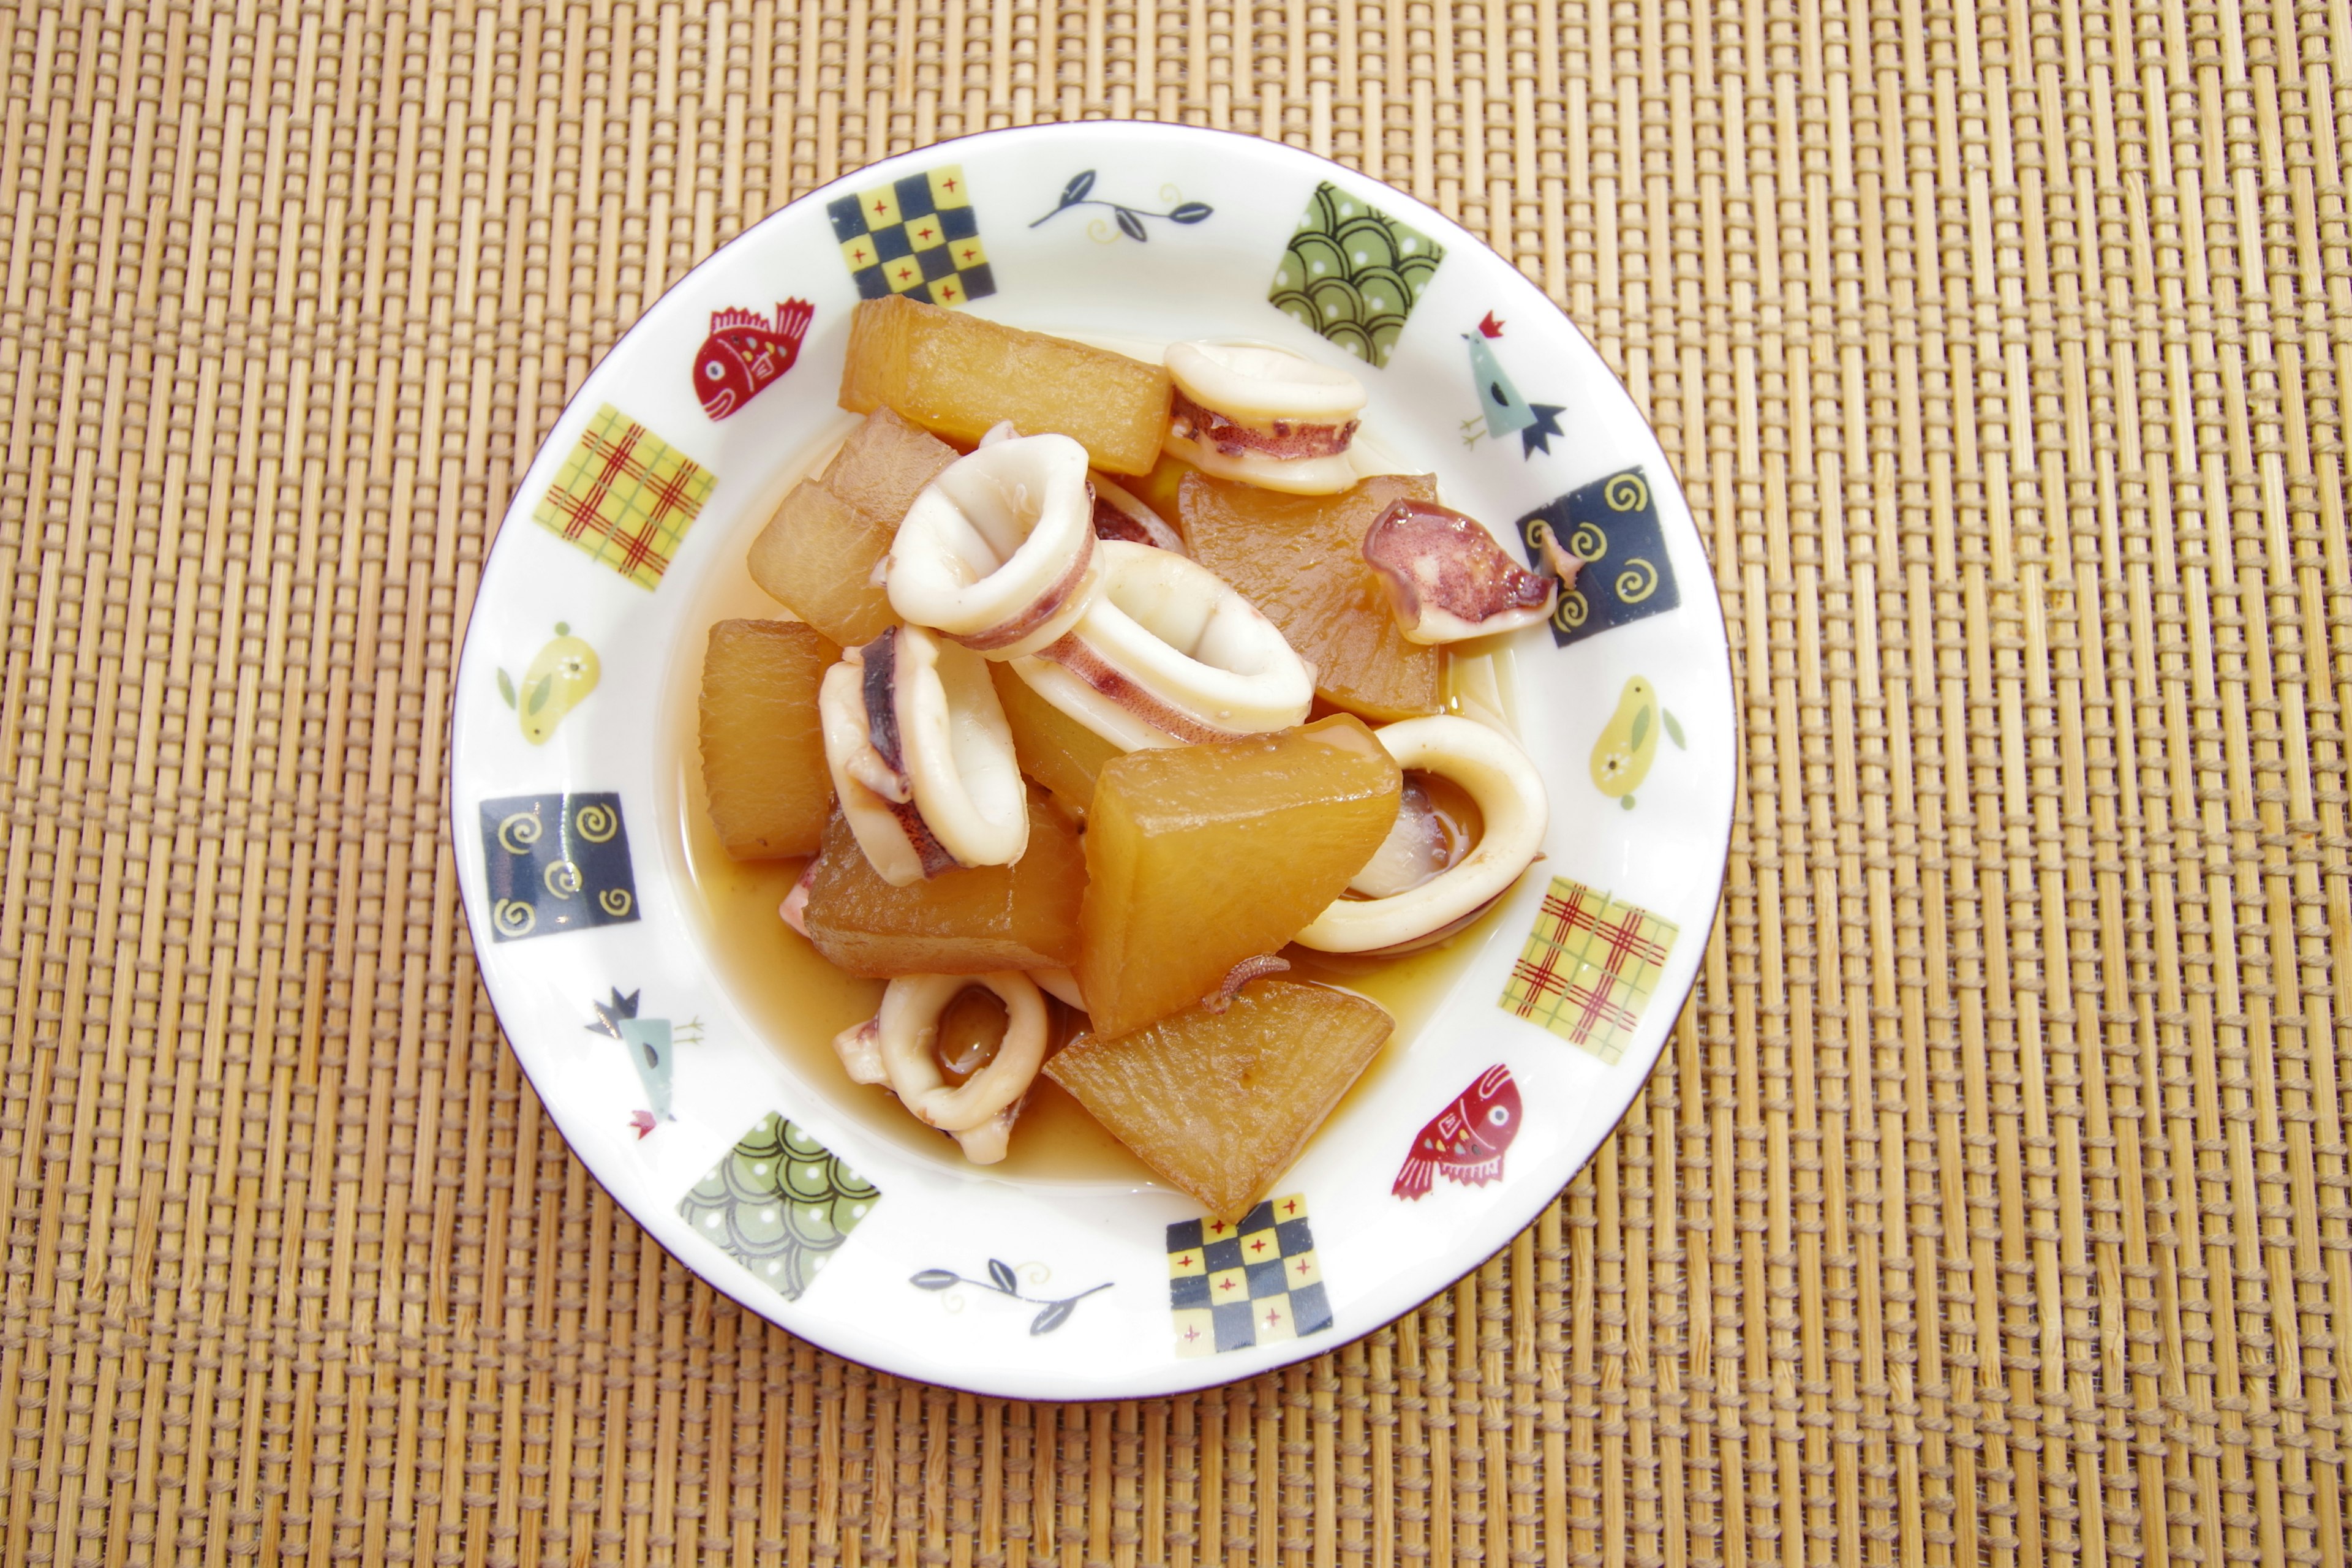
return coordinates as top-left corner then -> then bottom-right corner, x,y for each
1526,519 -> 1586,587
1009,540 -> 1315,752
1090,473 -> 1188,554
831,971 -> 1050,1163
886,432 -> 1101,659
818,625 -> 1028,886
1163,341 -> 1366,496
1032,965 -> 1088,1011
778,859 -> 819,935
1362,498 -> 1558,644
1346,776 -> 1459,899
1295,715 -> 1548,952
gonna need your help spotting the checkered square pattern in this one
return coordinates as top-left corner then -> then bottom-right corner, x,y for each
827,164 -> 995,307
529,404 -> 715,590
1167,1194 -> 1331,1357
1499,876 -> 1678,1063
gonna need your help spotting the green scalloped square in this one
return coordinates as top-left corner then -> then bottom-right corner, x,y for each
679,1114 -> 880,1302
1268,184 -> 1445,368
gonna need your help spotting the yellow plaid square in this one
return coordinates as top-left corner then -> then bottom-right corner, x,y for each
1499,876 -> 1677,1063
529,404 -> 714,590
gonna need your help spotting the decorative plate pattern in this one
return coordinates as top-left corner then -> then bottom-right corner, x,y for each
586,987 -> 703,1128
1028,168 -> 1213,243
530,404 -> 715,589
693,300 -> 814,420
1588,676 -> 1686,810
1500,878 -> 1679,1064
477,793 -> 639,941
679,1114 -> 881,1302
496,623 -> 600,744
829,164 -> 995,306
1460,313 -> 1565,456
1513,467 -> 1681,647
910,1259 -> 1113,1336
1393,1065 -> 1522,1199
1268,182 -> 1444,366
1167,1197 -> 1330,1357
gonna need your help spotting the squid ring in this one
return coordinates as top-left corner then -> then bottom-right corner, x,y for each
1089,473 -> 1189,554
818,624 -> 1028,886
832,971 -> 1049,1164
1163,341 -> 1365,496
1294,715 -> 1549,952
887,432 -> 1101,660
1010,540 -> 1314,751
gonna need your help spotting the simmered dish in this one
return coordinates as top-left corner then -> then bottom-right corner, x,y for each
698,295 -> 1572,1221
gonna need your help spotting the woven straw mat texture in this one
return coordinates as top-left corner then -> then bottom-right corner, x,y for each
5,0 -> 2350,1564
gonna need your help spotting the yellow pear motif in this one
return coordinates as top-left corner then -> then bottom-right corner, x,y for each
1589,676 -> 1683,809
500,622 -> 601,744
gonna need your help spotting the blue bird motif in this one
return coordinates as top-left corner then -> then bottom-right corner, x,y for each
1460,313 -> 1566,458
587,987 -> 703,1129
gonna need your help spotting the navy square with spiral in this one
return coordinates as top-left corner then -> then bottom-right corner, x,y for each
478,792 -> 641,942
1513,466 -> 1682,649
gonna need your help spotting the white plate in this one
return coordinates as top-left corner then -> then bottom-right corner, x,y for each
450,123 -> 1733,1398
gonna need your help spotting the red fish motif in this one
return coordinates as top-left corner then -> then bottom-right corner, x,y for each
1393,1064 -> 1521,1199
695,300 -> 815,419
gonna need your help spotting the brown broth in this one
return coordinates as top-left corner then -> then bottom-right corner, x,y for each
935,987 -> 1010,1083
662,412 -> 1523,1188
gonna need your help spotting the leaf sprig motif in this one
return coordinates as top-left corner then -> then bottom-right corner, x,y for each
1029,170 -> 1211,243
911,1260 -> 1112,1336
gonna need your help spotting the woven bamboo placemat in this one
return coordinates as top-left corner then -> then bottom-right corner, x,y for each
5,0 -> 2346,1561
